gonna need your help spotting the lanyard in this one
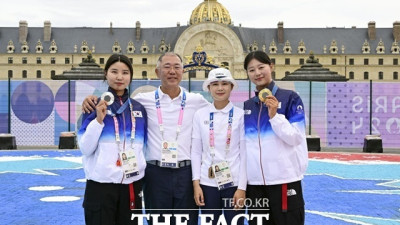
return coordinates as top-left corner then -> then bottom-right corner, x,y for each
209,107 -> 234,161
112,98 -> 136,151
271,83 -> 278,95
155,89 -> 186,141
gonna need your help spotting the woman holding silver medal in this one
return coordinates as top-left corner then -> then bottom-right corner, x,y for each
243,51 -> 308,225
78,54 -> 147,225
191,68 -> 246,225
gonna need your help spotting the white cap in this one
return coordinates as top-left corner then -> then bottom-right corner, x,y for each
202,68 -> 238,91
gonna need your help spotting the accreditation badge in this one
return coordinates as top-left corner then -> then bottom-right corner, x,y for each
213,161 -> 234,190
160,141 -> 178,168
120,150 -> 139,178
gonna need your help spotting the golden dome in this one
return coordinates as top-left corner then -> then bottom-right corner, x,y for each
190,0 -> 232,25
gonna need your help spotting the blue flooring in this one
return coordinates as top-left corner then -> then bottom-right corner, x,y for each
0,150 -> 399,225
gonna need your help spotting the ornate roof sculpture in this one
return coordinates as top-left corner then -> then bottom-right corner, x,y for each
190,0 -> 232,25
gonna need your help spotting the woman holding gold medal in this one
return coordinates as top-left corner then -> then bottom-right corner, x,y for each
191,68 -> 247,225
243,51 -> 308,225
78,54 -> 147,225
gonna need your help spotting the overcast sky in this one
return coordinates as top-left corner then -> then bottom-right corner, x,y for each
0,0 -> 399,29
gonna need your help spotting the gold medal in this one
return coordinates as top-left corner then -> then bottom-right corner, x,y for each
208,166 -> 215,179
258,88 -> 272,102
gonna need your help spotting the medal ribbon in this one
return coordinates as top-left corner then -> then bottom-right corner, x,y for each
112,98 -> 136,151
271,83 -> 278,96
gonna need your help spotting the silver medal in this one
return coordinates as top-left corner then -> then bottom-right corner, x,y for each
101,92 -> 114,106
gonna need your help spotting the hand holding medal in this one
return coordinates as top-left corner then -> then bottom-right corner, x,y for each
95,92 -> 114,124
258,88 -> 272,102
101,92 -> 114,106
258,88 -> 278,118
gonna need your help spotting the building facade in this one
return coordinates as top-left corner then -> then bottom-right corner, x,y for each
0,0 -> 399,81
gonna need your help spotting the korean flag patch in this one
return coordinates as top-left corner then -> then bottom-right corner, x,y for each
133,111 -> 143,117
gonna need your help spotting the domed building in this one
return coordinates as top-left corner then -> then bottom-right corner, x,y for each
190,0 -> 232,25
0,0 -> 399,81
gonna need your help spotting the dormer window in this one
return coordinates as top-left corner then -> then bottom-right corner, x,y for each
297,40 -> 306,54
7,40 -> 15,53
283,40 -> 292,54
269,39 -> 277,54
36,40 -> 43,53
21,41 -> 29,53
329,40 -> 338,54
140,40 -> 149,54
249,41 -> 259,52
81,40 -> 89,53
159,38 -> 169,53
376,39 -> 385,54
158,38 -> 169,53
158,39 -> 169,53
112,41 -> 121,53
127,41 -> 135,54
362,40 -> 370,54
49,40 -> 58,53
391,40 -> 399,54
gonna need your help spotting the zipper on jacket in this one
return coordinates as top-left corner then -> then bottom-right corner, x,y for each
257,102 -> 267,185
119,96 -> 127,183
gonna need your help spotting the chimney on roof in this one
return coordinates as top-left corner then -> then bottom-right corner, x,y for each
110,22 -> 113,35
177,22 -> 180,27
136,21 -> 141,40
393,21 -> 400,41
19,20 -> 28,43
368,21 -> 376,40
44,21 -> 51,41
277,22 -> 284,44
